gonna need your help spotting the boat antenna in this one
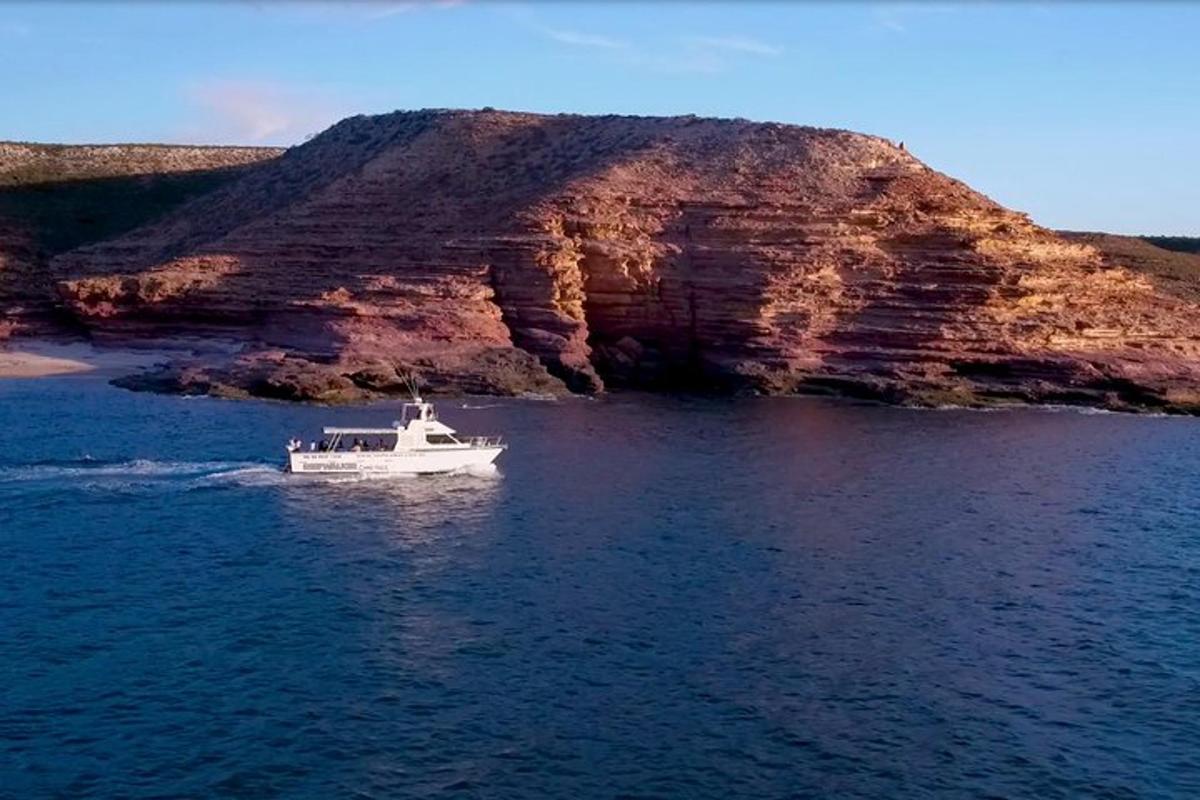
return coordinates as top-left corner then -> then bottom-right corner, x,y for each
402,373 -> 422,402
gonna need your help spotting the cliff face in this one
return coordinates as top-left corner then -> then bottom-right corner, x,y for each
0,142 -> 282,336
7,111 -> 1200,410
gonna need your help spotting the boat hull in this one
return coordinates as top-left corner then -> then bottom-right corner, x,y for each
288,446 -> 503,476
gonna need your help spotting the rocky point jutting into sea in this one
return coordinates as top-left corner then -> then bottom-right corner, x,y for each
2,109 -> 1200,411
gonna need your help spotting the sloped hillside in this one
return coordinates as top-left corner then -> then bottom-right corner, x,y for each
14,109 -> 1200,411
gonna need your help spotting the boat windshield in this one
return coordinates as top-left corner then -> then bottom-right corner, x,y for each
425,433 -> 460,445
313,433 -> 397,452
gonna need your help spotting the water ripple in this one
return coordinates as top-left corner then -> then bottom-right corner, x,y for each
1,382 -> 1198,798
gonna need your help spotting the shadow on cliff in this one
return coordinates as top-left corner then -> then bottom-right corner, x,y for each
0,165 -> 266,259
0,164 -> 272,336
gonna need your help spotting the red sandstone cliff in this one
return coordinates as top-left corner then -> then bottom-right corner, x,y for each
7,110 -> 1200,410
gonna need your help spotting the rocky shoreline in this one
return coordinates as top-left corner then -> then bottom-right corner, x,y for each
2,333 -> 1198,415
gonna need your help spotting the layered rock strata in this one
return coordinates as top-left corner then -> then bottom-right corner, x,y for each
4,111 -> 1199,410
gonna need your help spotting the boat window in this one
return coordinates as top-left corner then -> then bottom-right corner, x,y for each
425,434 -> 459,445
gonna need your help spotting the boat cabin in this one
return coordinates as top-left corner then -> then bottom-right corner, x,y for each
305,400 -> 500,453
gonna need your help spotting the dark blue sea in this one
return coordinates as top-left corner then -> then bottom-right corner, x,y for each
2,376 -> 1199,799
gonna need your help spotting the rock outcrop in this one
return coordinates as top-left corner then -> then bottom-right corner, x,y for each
6,110 -> 1200,410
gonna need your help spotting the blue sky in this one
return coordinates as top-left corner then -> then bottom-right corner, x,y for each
1,1 -> 1197,234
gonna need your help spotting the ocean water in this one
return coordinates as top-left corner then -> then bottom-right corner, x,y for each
2,377 -> 1199,799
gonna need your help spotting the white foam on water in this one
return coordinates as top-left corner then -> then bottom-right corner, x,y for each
455,462 -> 500,478
2,457 -> 503,494
0,458 -> 267,484
1038,405 -> 1182,419
0,460 -> 271,491
908,401 -> 1184,419
188,465 -> 292,489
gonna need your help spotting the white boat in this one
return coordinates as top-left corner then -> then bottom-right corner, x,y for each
285,397 -> 506,476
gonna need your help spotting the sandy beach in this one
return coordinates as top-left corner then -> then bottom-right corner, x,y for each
0,340 -> 172,379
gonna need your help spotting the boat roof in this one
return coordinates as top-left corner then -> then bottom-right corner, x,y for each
322,420 -> 457,436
